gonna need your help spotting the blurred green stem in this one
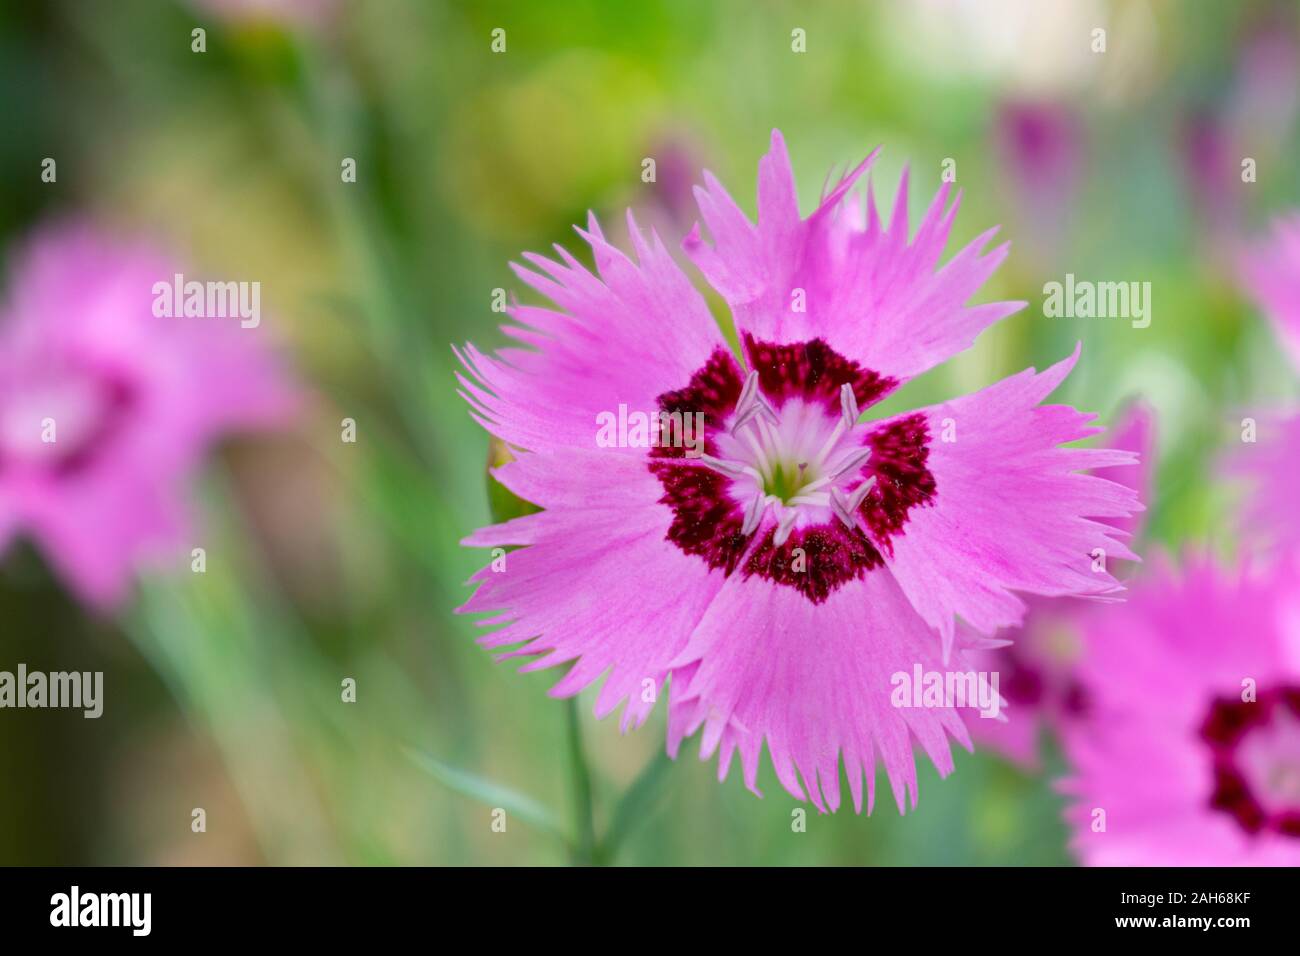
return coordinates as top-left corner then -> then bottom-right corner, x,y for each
278,37 -> 445,472
565,699 -> 599,865
598,747 -> 674,864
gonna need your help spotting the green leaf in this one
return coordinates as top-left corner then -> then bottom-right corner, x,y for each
405,748 -> 566,842
486,437 -> 542,524
599,748 -> 676,863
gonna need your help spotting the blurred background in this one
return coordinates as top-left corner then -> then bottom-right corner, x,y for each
1,0 -> 1298,865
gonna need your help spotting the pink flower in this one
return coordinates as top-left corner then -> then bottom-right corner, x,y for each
1239,213 -> 1300,372
0,222 -> 296,608
969,400 -> 1156,766
993,99 -> 1082,260
1227,215 -> 1300,553
1180,110 -> 1241,236
643,131 -> 709,234
457,131 -> 1142,813
1061,555 -> 1300,866
1225,411 -> 1300,555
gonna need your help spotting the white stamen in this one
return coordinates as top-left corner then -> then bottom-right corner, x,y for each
729,372 -> 761,435
730,402 -> 762,435
787,491 -> 830,507
755,391 -> 780,425
773,508 -> 799,546
699,453 -> 745,478
700,454 -> 767,485
795,474 -> 834,495
812,417 -> 848,466
754,412 -> 781,454
737,370 -> 759,412
827,477 -> 877,530
829,487 -> 857,529
737,425 -> 773,475
840,382 -> 859,430
741,494 -> 767,536
828,446 -> 873,481
846,475 -> 877,511
730,371 -> 779,435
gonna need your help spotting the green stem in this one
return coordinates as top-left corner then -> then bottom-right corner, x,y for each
565,699 -> 599,865
275,36 -> 445,472
598,747 -> 674,864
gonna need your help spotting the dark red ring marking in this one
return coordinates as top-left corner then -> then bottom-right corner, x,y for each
648,340 -> 935,603
1200,688 -> 1300,839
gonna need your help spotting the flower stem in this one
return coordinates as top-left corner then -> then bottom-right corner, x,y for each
565,699 -> 599,865
599,747 -> 675,864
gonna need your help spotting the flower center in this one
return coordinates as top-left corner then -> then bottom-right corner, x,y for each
700,382 -> 878,546
1200,687 -> 1300,838
648,337 -> 936,603
765,459 -> 812,504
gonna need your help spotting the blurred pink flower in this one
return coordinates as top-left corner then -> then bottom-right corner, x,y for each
1232,20 -> 1300,157
643,132 -> 708,234
1225,411 -> 1300,557
993,99 -> 1081,264
1239,213 -> 1300,370
1227,214 -> 1300,554
968,401 -> 1156,766
0,222 -> 296,608
1061,555 -> 1300,866
457,130 -> 1142,813
1180,19 -> 1298,258
1180,110 -> 1241,235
